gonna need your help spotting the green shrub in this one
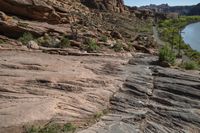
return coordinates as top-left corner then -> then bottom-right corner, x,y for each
63,123 -> 76,133
123,43 -> 133,52
17,22 -> 29,28
25,123 -> 76,133
18,32 -> 34,45
159,45 -> 176,64
57,37 -> 70,48
93,112 -> 103,119
93,109 -> 109,120
37,35 -> 59,48
85,39 -> 100,52
0,39 -> 5,44
113,42 -> 123,52
99,36 -> 108,42
181,61 -> 199,70
158,16 -> 200,64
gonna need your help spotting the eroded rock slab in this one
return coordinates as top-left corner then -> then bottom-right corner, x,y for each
80,54 -> 200,133
0,51 -> 128,133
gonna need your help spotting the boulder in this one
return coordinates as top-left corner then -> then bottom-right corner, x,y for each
27,41 -> 39,50
84,31 -> 97,38
110,31 -> 123,39
133,43 -> 152,54
70,40 -> 82,47
159,61 -> 171,67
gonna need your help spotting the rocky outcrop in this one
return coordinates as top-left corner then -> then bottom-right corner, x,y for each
81,0 -> 125,13
0,0 -> 60,24
0,50 -> 128,133
0,0 -> 90,24
80,54 -> 200,133
0,0 -> 200,133
0,11 -> 69,38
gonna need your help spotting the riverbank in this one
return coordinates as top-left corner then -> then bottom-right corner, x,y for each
182,22 -> 200,51
158,16 -> 200,69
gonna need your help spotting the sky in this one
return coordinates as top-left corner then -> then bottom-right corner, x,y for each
124,0 -> 200,7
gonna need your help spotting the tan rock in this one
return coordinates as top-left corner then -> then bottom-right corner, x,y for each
0,51 -> 127,132
70,40 -> 82,47
27,41 -> 39,50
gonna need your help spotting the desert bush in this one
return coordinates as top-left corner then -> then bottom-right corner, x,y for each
57,36 -> 70,48
18,32 -> 34,45
123,43 -> 133,52
93,112 -> 103,120
181,61 -> 199,70
0,39 -> 5,44
99,36 -> 108,42
85,39 -> 100,52
37,35 -> 59,48
112,41 -> 123,52
93,109 -> 109,120
159,45 -> 176,64
25,123 -> 76,133
17,22 -> 29,28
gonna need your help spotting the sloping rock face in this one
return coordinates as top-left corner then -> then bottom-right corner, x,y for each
81,0 -> 125,13
0,0 -> 155,53
0,50 -> 127,133
0,0 -> 90,38
0,11 -> 70,38
0,0 -> 126,25
0,0 -> 60,24
0,0 -> 89,24
79,54 -> 200,133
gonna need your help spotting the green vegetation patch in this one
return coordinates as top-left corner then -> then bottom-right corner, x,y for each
57,36 -> 70,48
85,39 -> 100,53
37,35 -> 59,48
18,32 -> 34,45
0,39 -> 5,44
99,36 -> 108,42
181,61 -> 199,70
17,22 -> 29,28
159,45 -> 176,65
158,16 -> 200,68
25,123 -> 76,133
112,41 -> 124,52
93,109 -> 109,120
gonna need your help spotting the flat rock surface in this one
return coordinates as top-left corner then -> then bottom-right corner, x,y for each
79,53 -> 200,133
0,51 -> 200,133
0,51 -> 128,133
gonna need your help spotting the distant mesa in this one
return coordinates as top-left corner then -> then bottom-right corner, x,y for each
139,3 -> 200,16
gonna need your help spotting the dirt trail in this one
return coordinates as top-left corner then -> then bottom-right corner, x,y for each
153,26 -> 164,47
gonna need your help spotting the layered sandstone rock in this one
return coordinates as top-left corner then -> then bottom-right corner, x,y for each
0,0 -> 60,23
79,53 -> 200,133
0,0 -> 89,24
0,50 -> 127,133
